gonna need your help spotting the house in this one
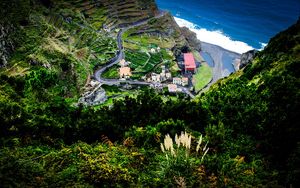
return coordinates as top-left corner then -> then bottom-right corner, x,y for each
168,84 -> 177,93
119,67 -> 132,79
119,59 -> 130,67
166,73 -> 172,80
173,77 -> 182,85
151,73 -> 161,83
160,72 -> 166,81
181,77 -> 189,86
184,53 -> 196,73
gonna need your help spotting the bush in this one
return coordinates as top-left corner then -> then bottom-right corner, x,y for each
158,132 -> 209,186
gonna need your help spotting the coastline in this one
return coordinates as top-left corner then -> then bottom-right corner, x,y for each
198,42 -> 241,91
174,17 -> 256,54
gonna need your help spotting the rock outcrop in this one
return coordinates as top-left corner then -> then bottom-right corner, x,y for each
78,81 -> 107,106
239,50 -> 258,69
180,26 -> 201,51
0,24 -> 15,67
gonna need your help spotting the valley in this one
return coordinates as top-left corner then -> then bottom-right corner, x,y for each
0,0 -> 299,187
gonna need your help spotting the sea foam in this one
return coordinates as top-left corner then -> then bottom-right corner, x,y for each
174,17 -> 256,54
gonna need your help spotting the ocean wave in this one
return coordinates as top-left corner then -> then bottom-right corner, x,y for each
259,42 -> 267,50
174,17 -> 256,54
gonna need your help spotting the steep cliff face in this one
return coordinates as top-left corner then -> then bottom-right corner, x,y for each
202,19 -> 300,185
0,0 -> 31,67
239,50 -> 258,69
180,26 -> 201,51
0,24 -> 15,67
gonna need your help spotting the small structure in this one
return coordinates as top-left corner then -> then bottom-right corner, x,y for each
119,59 -> 130,67
166,73 -> 172,80
119,59 -> 126,67
181,77 -> 189,86
173,77 -> 189,86
150,48 -> 156,53
151,73 -> 161,83
161,65 -> 166,73
119,67 -> 132,79
160,72 -> 166,81
159,65 -> 173,82
173,77 -> 182,85
184,53 -> 196,73
168,84 -> 178,93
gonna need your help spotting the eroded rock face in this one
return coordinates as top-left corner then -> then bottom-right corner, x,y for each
0,24 -> 15,67
78,81 -> 107,106
239,50 -> 258,69
180,26 -> 201,51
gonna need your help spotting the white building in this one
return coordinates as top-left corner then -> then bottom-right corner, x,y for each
173,77 -> 182,85
151,73 -> 161,83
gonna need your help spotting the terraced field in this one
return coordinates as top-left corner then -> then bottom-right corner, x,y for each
125,50 -> 163,73
60,0 -> 157,30
123,13 -> 187,49
50,0 -> 181,81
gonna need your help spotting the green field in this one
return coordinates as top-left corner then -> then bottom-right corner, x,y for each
123,34 -> 175,49
125,50 -> 163,73
193,63 -> 213,92
102,65 -> 119,79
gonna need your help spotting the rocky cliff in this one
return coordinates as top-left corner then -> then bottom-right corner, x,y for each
0,0 -> 30,67
0,24 -> 15,67
239,49 -> 258,69
180,26 -> 201,51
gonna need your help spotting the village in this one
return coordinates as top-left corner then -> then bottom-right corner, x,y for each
118,52 -> 198,93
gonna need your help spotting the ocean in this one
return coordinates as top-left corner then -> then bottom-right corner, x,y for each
156,0 -> 300,54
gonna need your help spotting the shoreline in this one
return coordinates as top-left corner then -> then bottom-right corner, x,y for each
174,17 -> 256,54
198,42 -> 241,91
201,42 -> 241,56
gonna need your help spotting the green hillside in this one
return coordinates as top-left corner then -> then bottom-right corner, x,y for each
0,0 -> 299,187
198,19 -> 300,186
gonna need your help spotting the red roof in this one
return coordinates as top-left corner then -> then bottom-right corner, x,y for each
184,53 -> 196,69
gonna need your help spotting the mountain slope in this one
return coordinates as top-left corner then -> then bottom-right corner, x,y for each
200,18 -> 300,185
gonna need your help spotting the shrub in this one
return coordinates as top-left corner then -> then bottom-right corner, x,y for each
158,132 -> 209,186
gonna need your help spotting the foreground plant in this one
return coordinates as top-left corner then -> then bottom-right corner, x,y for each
159,131 -> 209,182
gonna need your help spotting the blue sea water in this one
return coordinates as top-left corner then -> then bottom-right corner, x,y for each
156,0 -> 300,53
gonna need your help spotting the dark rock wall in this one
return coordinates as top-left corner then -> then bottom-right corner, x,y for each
239,50 -> 258,69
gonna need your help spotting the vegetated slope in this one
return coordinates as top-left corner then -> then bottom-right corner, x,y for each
124,12 -> 201,56
200,18 -> 300,185
60,0 -> 158,30
0,0 -> 121,101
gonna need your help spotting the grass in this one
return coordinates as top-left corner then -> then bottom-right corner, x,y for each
126,50 -> 163,73
102,65 -> 119,79
123,34 -> 175,49
192,50 -> 204,62
170,61 -> 181,77
193,63 -> 213,92
94,88 -> 141,109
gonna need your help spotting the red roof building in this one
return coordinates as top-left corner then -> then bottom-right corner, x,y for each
184,53 -> 196,73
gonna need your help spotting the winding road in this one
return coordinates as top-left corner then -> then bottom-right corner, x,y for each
94,11 -> 195,98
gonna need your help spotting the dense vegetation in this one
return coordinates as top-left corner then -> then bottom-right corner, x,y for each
0,0 -> 299,187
